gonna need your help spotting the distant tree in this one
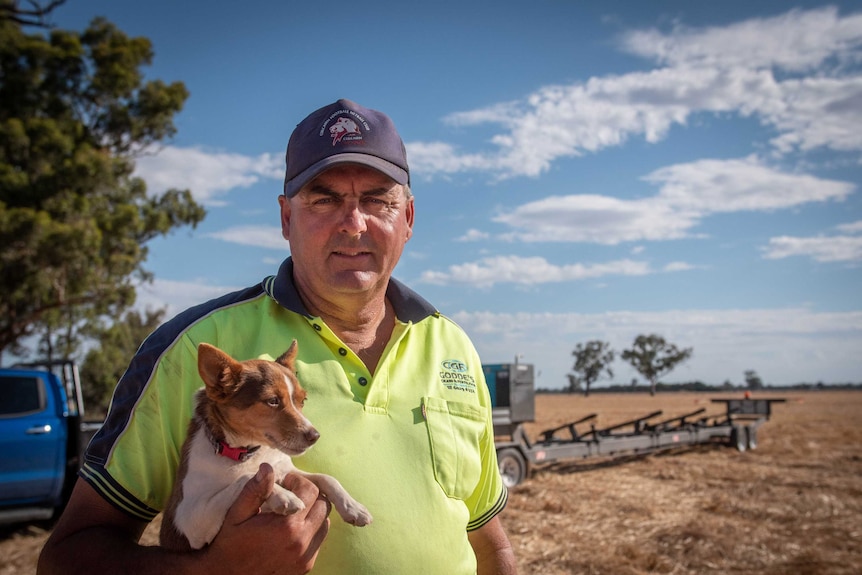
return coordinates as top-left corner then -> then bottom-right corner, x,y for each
568,340 -> 615,397
79,307 -> 166,415
722,379 -> 735,390
621,334 -> 693,396
0,14 -> 205,359
744,370 -> 764,390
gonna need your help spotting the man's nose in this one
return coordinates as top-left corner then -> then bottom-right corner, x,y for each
339,203 -> 368,234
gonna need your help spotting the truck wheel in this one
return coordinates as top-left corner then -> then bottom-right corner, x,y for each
497,448 -> 527,488
746,426 -> 758,451
731,426 -> 747,452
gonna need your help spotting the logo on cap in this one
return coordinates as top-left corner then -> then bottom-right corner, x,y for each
329,117 -> 362,146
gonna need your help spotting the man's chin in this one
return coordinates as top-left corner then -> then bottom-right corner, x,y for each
329,270 -> 380,293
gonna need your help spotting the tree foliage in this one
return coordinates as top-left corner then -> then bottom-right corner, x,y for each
0,14 -> 205,359
621,334 -> 693,396
744,369 -> 764,390
79,307 -> 166,415
568,340 -> 615,396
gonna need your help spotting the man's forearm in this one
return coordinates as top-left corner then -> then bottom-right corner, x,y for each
469,517 -> 518,575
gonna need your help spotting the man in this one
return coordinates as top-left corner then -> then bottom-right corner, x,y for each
38,99 -> 517,574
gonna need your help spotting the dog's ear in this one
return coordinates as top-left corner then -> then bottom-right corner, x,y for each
197,343 -> 242,402
275,339 -> 299,371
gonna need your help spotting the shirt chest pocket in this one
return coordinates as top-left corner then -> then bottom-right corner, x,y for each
422,396 -> 485,501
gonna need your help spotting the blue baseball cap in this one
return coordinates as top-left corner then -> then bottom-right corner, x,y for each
283,99 -> 410,197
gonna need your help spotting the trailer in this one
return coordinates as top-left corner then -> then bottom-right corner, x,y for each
483,363 -> 785,487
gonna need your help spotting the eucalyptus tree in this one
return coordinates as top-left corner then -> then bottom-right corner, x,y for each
568,340 -> 615,396
621,334 -> 692,396
0,11 -> 205,359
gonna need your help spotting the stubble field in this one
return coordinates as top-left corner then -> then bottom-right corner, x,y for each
1,390 -> 860,574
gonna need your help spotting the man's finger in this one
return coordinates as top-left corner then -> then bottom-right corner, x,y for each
280,473 -> 319,508
280,473 -> 331,565
224,463 -> 275,525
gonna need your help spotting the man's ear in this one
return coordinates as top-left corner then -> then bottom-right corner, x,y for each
278,194 -> 291,240
404,196 -> 414,242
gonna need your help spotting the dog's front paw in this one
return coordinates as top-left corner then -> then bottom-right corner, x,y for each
338,499 -> 373,527
262,488 -> 305,515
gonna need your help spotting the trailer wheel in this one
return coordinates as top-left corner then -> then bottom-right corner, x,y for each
497,448 -> 527,488
731,426 -> 747,452
746,425 -> 758,451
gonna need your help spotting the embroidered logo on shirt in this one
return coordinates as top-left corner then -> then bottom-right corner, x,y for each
439,359 -> 476,393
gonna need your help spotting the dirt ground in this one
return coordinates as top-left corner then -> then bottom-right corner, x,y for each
2,390 -> 860,574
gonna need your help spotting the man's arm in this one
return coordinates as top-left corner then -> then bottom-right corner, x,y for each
38,465 -> 330,575
468,516 -> 518,575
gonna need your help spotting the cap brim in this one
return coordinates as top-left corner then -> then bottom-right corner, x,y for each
284,153 -> 409,197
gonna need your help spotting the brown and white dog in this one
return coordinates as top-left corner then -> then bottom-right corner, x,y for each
159,340 -> 372,550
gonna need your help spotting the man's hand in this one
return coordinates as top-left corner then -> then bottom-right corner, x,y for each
203,463 -> 332,574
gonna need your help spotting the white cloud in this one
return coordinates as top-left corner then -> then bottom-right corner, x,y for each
408,7 -> 862,180
759,210 -> 862,263
644,156 -> 854,212
206,225 -> 287,250
406,141 -> 493,176
836,220 -> 862,234
763,235 -> 862,262
419,255 -> 653,287
766,76 -> 862,154
457,229 -> 490,242
134,146 -> 283,205
135,278 -> 245,318
492,156 -> 853,244
663,261 -> 697,272
493,193 -> 694,244
619,7 -> 862,72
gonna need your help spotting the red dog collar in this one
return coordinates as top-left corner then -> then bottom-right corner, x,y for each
216,440 -> 261,462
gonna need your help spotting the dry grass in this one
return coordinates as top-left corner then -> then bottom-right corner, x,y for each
1,390 -> 860,574
503,390 -> 862,575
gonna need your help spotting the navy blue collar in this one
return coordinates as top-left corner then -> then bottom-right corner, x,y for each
263,257 -> 438,324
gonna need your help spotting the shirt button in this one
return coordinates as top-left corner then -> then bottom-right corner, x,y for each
338,347 -> 347,356
313,324 -> 322,331
358,377 -> 368,386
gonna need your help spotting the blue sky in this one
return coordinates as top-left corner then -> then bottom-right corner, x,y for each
50,0 -> 861,389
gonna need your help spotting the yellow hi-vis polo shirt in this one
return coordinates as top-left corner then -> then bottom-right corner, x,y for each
81,257 -> 507,574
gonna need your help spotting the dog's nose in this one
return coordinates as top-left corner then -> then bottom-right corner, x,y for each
305,428 -> 320,445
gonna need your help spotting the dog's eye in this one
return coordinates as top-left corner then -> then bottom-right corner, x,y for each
265,397 -> 280,407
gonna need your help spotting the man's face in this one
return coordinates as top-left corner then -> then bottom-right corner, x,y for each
279,164 -> 414,301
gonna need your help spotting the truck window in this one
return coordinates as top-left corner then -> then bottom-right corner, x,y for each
0,376 -> 45,416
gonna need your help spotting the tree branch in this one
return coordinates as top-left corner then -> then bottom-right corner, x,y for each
0,0 -> 67,28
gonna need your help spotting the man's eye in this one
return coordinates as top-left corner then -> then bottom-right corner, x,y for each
364,197 -> 391,208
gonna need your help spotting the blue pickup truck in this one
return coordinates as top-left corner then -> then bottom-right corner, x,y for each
0,361 -> 102,525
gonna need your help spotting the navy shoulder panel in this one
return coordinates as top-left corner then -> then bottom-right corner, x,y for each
85,283 -> 265,465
